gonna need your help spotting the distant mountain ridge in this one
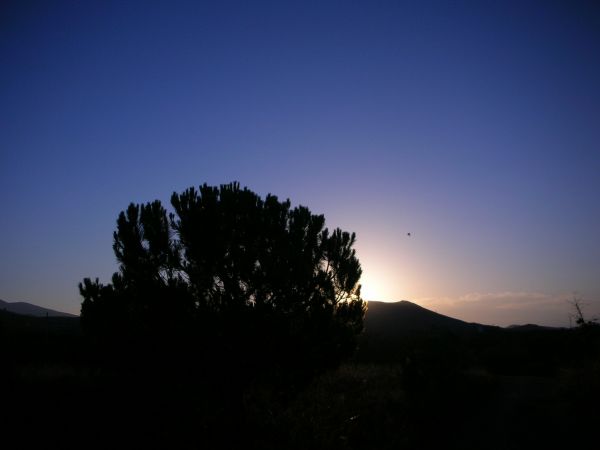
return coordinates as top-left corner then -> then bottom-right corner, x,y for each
0,298 -> 552,330
0,299 -> 77,317
365,300 -> 499,336
505,323 -> 562,331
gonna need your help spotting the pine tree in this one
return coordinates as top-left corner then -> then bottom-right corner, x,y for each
80,182 -> 366,379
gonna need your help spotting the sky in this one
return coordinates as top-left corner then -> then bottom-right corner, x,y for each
1,0 -> 599,326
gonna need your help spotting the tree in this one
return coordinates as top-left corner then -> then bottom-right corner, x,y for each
568,295 -> 598,329
80,182 -> 366,379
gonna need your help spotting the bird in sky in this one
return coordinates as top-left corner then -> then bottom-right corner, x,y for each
407,232 -> 412,237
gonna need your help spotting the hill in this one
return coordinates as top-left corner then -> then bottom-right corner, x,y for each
364,300 -> 498,336
505,323 -> 562,332
0,299 -> 77,317
0,299 -> 80,337
0,308 -> 81,336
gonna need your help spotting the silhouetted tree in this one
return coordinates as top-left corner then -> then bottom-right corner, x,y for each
568,295 -> 598,329
80,182 -> 365,381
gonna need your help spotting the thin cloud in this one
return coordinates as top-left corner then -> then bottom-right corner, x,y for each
414,291 -> 598,327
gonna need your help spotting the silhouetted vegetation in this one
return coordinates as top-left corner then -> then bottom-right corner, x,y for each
3,302 -> 600,449
2,299 -> 600,448
569,295 -> 599,329
67,182 -> 365,447
3,187 -> 599,448
80,183 -> 364,381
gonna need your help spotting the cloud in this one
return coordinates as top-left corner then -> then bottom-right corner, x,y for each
457,291 -> 562,310
414,291 -> 599,327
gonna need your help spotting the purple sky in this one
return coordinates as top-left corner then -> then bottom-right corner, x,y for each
1,0 -> 599,326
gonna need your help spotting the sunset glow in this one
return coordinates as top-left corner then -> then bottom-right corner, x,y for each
360,273 -> 388,303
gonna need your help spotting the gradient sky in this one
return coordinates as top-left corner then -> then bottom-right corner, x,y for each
1,0 -> 599,326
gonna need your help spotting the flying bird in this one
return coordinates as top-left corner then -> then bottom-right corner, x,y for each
407,232 -> 412,237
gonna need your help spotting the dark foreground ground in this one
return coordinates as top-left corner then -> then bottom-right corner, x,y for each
2,311 -> 599,449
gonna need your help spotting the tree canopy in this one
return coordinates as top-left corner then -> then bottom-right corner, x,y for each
80,182 -> 365,378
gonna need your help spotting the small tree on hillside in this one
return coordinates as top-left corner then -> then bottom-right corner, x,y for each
568,295 -> 598,329
80,182 -> 366,379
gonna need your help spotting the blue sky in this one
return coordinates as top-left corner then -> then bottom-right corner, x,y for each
1,0 -> 599,325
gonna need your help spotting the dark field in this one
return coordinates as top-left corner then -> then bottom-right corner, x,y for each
2,309 -> 599,449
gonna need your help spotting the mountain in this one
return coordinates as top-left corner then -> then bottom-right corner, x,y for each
505,323 -> 563,331
364,300 -> 498,336
0,299 -> 77,317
